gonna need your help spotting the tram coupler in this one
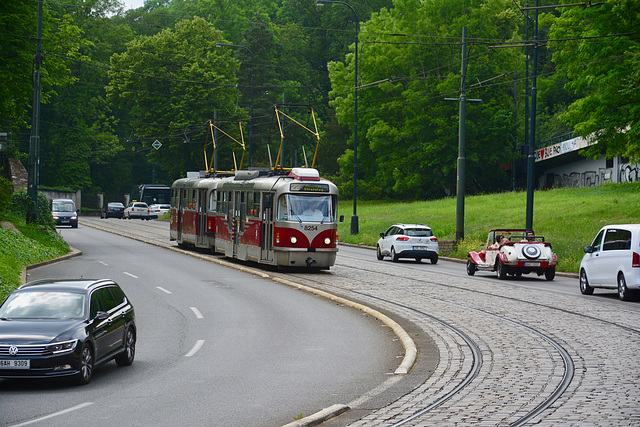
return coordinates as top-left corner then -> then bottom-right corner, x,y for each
305,257 -> 318,267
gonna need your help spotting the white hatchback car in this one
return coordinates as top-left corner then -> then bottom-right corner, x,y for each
579,224 -> 640,301
377,224 -> 439,264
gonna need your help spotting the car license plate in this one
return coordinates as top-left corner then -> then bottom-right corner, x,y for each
524,262 -> 541,267
413,246 -> 427,250
0,359 -> 30,369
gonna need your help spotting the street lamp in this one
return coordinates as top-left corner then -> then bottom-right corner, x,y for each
216,42 -> 255,167
316,0 -> 360,235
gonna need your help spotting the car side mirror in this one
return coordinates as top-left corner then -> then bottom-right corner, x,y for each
339,215 -> 344,222
380,232 -> 385,238
94,311 -> 109,321
584,246 -> 593,254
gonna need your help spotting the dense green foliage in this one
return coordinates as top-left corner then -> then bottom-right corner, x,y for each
545,1 -> 640,162
0,191 -> 69,301
337,182 -> 640,273
2,0 -> 638,200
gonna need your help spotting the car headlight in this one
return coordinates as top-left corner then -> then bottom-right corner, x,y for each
52,216 -> 59,220
46,339 -> 78,354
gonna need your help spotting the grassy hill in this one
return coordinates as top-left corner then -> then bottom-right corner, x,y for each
337,182 -> 640,273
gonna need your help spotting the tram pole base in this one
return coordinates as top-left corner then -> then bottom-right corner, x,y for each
350,215 -> 359,235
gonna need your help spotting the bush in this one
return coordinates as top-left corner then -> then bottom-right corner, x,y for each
9,190 -> 55,230
0,176 -> 12,214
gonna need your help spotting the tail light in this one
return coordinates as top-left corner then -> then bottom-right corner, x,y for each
431,237 -> 438,242
396,236 -> 409,241
633,252 -> 640,268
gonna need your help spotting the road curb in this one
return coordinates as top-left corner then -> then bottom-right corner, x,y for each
22,245 -> 83,284
281,404 -> 350,427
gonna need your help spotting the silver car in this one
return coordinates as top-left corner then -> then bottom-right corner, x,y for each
377,223 -> 439,264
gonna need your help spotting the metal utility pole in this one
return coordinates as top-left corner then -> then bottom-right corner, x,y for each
445,27 -> 481,242
525,0 -> 539,231
316,0 -> 360,234
27,0 -> 44,223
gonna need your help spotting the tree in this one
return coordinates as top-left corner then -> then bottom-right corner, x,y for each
545,1 -> 640,162
0,1 -> 87,129
328,0 -> 524,199
107,17 -> 241,178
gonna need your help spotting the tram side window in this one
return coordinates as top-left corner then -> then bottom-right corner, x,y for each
218,191 -> 228,214
247,192 -> 260,217
209,191 -> 217,212
277,195 -> 288,220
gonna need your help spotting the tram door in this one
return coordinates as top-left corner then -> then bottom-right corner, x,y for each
230,191 -> 244,256
196,189 -> 207,247
261,193 -> 274,262
176,189 -> 184,243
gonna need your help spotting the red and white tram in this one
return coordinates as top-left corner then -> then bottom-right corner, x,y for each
170,167 -> 339,269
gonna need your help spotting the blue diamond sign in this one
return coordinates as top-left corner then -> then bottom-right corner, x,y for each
152,140 -> 162,150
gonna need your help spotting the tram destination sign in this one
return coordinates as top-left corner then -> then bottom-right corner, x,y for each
290,183 -> 329,193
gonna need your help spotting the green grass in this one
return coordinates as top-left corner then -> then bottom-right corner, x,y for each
0,217 -> 69,301
337,182 -> 640,273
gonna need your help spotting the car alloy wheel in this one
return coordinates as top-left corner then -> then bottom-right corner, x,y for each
618,273 -> 631,301
391,247 -> 399,263
115,328 -> 136,366
579,269 -> 594,295
376,246 -> 384,260
77,344 -> 94,385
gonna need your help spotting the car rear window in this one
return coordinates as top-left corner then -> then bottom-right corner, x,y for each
406,228 -> 433,237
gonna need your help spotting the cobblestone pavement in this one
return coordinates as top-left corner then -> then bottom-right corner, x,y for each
79,217 -> 640,426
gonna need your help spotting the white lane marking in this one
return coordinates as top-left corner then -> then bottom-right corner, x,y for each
156,287 -> 172,294
99,261 -> 109,266
185,340 -> 205,357
190,307 -> 204,319
10,402 -> 94,427
123,272 -> 138,279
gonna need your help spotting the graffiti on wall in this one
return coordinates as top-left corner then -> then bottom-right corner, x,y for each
549,162 -> 639,188
620,163 -> 640,183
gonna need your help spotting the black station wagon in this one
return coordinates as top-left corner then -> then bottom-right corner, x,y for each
0,279 -> 136,385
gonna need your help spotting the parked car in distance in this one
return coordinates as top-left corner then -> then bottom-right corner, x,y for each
579,224 -> 640,301
377,223 -> 439,264
124,202 -> 150,220
467,229 -> 558,280
51,198 -> 78,228
148,203 -> 170,219
0,279 -> 136,385
103,202 -> 125,219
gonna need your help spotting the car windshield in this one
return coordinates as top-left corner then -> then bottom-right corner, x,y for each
109,203 -> 124,208
52,202 -> 75,213
277,194 -> 335,223
0,291 -> 85,319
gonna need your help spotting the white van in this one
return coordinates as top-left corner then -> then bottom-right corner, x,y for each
579,224 -> 640,301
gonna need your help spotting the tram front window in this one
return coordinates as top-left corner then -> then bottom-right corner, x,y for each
277,195 -> 334,222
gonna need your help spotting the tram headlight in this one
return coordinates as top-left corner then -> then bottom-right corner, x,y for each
290,237 -> 298,244
324,237 -> 331,245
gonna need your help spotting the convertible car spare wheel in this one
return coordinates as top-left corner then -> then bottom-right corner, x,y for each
523,244 -> 542,259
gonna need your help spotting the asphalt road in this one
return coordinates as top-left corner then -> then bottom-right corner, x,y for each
0,226 -> 401,427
